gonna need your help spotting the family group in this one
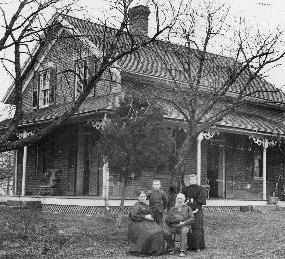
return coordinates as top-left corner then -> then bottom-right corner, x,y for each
128,174 -> 207,257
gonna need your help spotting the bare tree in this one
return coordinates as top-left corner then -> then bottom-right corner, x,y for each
0,0 -> 184,152
136,1 -> 285,183
0,0 -> 78,145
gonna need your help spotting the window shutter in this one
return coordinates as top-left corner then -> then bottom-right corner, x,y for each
38,72 -> 43,108
49,68 -> 57,104
32,72 -> 39,108
75,60 -> 83,99
88,56 -> 96,97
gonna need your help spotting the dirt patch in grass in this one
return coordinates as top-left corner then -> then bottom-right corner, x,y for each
0,206 -> 284,258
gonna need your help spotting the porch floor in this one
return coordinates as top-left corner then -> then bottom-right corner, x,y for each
0,195 -> 272,207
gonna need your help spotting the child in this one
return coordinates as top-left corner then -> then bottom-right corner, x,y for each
147,179 -> 168,225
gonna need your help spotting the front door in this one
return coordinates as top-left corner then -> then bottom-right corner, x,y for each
82,135 -> 90,195
207,144 -> 219,198
207,144 -> 226,198
67,130 -> 77,195
76,127 -> 100,196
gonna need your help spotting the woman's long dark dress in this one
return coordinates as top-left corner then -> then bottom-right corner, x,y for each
128,201 -> 165,255
182,184 -> 207,251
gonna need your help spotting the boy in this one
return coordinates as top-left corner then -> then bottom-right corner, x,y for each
147,179 -> 168,225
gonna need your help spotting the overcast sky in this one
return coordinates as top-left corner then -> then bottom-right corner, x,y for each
0,0 -> 285,105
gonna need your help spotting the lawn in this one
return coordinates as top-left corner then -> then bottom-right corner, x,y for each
0,205 -> 284,258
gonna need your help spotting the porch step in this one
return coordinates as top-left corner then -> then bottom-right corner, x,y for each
6,200 -> 42,209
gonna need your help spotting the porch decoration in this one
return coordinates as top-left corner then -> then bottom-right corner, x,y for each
248,136 -> 277,148
87,114 -> 109,130
16,128 -> 38,139
201,131 -> 218,140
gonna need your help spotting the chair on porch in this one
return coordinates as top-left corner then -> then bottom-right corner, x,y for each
39,169 -> 60,196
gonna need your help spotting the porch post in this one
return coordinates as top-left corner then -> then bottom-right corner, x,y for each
262,139 -> 268,200
222,146 -> 226,198
197,133 -> 203,185
102,156 -> 109,208
14,150 -> 18,195
21,145 -> 27,196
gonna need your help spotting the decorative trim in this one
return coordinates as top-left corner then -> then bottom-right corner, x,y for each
198,131 -> 219,141
16,129 -> 38,139
249,136 -> 277,148
87,114 -> 109,130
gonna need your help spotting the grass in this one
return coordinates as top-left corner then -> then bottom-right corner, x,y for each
0,205 -> 285,258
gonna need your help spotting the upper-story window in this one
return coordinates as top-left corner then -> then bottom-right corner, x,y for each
40,71 -> 51,107
75,59 -> 89,99
32,69 -> 56,109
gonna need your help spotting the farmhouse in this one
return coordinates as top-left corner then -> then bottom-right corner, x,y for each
1,5 -> 285,211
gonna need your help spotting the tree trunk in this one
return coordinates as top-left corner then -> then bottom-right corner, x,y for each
115,177 -> 127,228
174,134 -> 196,188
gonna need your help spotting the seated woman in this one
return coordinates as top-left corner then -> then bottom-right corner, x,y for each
128,190 -> 166,256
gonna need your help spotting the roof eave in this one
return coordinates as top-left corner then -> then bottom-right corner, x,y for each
122,71 -> 285,110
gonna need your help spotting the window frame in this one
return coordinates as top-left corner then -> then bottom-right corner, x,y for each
40,70 -> 51,107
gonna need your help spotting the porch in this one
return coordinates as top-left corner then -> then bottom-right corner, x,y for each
12,127 -> 285,202
8,102 -> 285,203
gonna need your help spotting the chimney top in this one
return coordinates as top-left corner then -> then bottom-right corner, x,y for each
128,5 -> 150,37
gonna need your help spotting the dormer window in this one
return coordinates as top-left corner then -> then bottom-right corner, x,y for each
75,59 -> 88,99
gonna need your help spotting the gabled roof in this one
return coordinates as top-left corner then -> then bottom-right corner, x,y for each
63,14 -> 285,106
3,13 -> 285,107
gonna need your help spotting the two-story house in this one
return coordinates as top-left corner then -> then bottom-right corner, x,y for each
1,5 -> 285,213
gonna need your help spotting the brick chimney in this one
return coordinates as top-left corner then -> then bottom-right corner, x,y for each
128,5 -> 150,37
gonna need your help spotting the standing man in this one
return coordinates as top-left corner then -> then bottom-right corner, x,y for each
182,174 -> 207,252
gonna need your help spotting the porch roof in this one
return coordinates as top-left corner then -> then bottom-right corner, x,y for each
1,94 -> 285,137
216,110 -> 285,136
0,94 -> 118,129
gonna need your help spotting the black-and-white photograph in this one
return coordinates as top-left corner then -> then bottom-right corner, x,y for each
0,0 -> 285,258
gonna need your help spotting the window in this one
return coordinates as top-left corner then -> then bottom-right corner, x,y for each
254,153 -> 263,178
75,59 -> 88,98
33,69 -> 56,109
40,71 -> 50,107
